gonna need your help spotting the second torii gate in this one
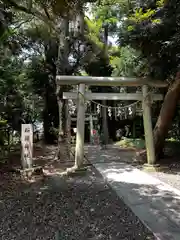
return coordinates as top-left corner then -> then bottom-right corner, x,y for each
56,75 -> 167,168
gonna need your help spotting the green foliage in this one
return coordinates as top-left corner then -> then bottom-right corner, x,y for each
118,0 -> 180,80
85,17 -> 104,48
0,118 -> 9,146
156,0 -> 165,7
91,0 -> 123,35
129,8 -> 156,23
110,46 -> 148,77
0,5 -> 13,39
0,45 -> 42,131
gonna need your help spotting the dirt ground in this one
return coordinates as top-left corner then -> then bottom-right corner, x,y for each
0,144 -> 155,240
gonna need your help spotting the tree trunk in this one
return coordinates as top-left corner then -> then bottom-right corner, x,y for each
102,24 -> 109,144
43,91 -> 58,144
102,100 -> 109,144
64,99 -> 71,160
154,72 -> 180,159
56,87 -> 64,160
55,17 -> 69,160
137,72 -> 180,162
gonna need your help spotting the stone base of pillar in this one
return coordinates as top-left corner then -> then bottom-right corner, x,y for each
143,163 -> 168,172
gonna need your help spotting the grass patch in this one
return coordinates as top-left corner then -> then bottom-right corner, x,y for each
115,137 -> 145,149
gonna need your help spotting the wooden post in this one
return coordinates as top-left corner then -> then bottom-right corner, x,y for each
142,85 -> 156,165
75,84 -> 85,168
65,99 -> 71,160
89,114 -> 93,144
102,100 -> 109,144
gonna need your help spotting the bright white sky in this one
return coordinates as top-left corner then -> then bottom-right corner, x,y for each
109,36 -> 118,46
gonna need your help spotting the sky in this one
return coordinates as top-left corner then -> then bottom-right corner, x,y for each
109,36 -> 118,46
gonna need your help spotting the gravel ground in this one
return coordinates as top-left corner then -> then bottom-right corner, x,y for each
0,166 -> 155,240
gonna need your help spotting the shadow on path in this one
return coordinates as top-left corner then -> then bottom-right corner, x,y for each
86,145 -> 180,240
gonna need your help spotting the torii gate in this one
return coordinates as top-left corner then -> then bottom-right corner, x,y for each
56,75 -> 167,168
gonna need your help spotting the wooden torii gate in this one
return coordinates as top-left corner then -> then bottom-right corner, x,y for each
56,75 -> 167,168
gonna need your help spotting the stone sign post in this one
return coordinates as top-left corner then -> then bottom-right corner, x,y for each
21,124 -> 33,169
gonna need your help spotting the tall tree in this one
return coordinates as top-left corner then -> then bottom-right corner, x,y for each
118,0 -> 180,159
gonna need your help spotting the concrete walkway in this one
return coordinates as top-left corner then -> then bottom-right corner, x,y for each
86,145 -> 180,240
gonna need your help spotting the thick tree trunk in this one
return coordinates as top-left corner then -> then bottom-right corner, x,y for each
56,90 -> 64,160
102,100 -> 109,144
154,72 -> 180,159
102,24 -> 109,144
64,99 -> 71,160
138,72 -> 180,162
55,17 -> 69,161
43,90 -> 58,144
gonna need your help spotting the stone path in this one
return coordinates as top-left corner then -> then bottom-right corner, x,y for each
86,145 -> 180,240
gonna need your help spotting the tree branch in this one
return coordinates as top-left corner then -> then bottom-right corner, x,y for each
40,2 -> 52,20
4,0 -> 55,27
